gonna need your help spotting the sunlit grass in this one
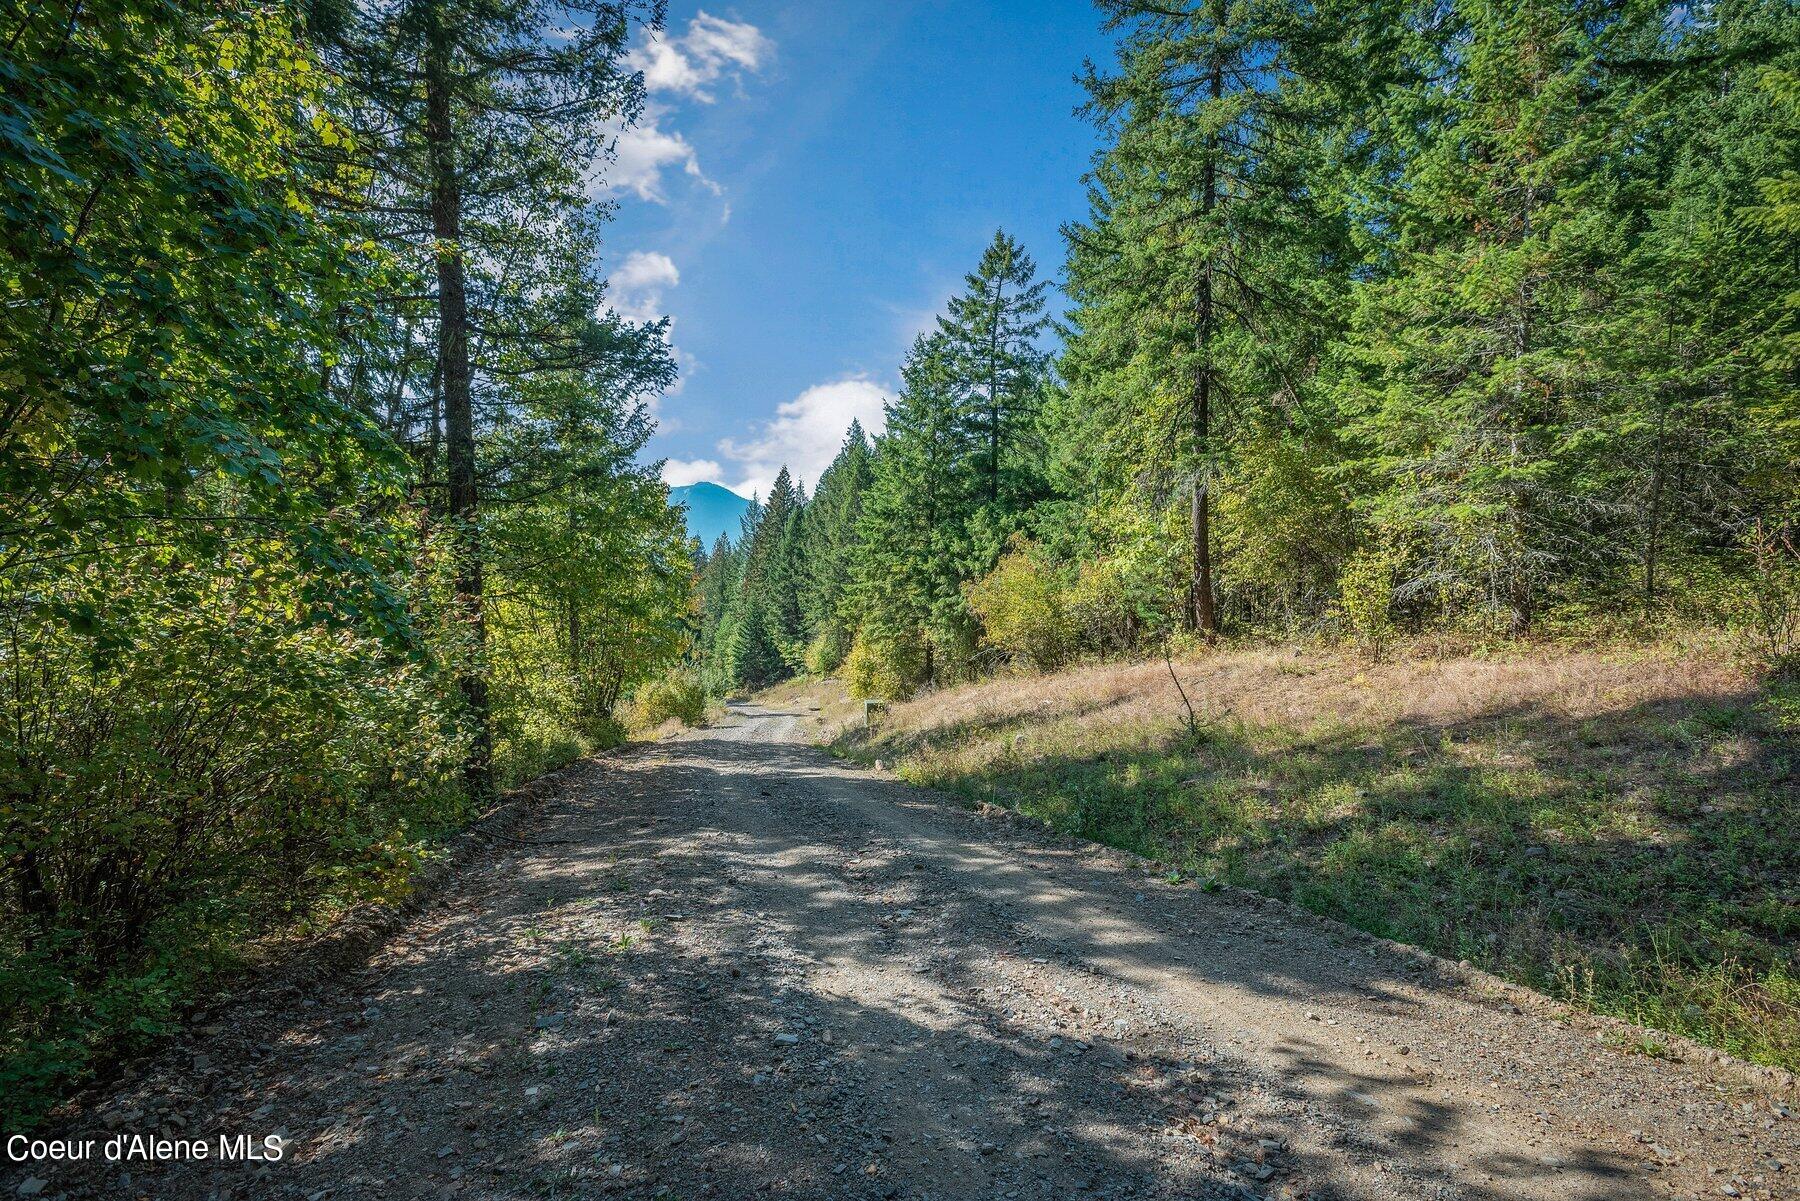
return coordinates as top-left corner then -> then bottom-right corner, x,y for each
837,647 -> 1799,1070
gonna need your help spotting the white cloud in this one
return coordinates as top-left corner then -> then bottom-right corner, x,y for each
605,249 -> 684,410
629,12 -> 772,103
610,250 -> 680,323
719,377 -> 890,499
661,458 -> 724,487
592,14 -> 769,206
603,115 -> 713,203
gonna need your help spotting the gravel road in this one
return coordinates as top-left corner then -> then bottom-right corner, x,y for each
21,702 -> 1797,1200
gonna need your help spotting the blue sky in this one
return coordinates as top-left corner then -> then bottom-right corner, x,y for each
598,1 -> 1115,499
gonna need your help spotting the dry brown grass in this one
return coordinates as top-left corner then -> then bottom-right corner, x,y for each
833,638 -> 1797,1070
878,642 -> 1754,748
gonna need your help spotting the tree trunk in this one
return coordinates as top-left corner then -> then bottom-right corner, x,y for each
15,846 -> 57,947
987,271 -> 1003,506
567,595 -> 582,673
1643,398 -> 1669,609
1191,376 -> 1216,638
1190,47 -> 1223,640
425,20 -> 493,798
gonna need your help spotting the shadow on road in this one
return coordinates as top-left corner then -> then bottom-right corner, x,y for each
24,719 -> 1685,1201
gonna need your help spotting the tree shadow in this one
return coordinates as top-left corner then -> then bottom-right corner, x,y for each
836,676 -> 1799,1063
20,721 -> 1749,1200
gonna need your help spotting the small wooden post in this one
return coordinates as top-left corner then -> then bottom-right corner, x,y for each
863,699 -> 887,729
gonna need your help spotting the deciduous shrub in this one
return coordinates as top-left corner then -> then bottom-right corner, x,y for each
1055,502 -> 1189,656
804,621 -> 853,676
626,670 -> 709,730
1,546 -> 466,1129
1216,432 -> 1357,632
1337,547 -> 1401,657
966,539 -> 1077,672
1733,521 -> 1800,670
843,632 -> 926,700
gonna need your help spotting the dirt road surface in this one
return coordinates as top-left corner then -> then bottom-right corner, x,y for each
22,702 -> 1797,1200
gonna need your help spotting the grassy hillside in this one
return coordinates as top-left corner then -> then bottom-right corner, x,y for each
830,641 -> 1799,1071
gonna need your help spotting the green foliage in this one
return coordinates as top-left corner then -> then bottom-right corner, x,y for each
842,632 -> 927,702
0,2 -> 400,594
314,0 -> 667,794
936,231 -> 1052,513
0,0 -> 444,1125
691,236 -> 1054,700
1335,1 -> 1621,634
1337,547 -> 1401,657
803,623 -> 854,676
627,671 -> 709,732
1059,0 -> 1359,636
1,530 -> 466,1129
12,0 -> 1797,1131
695,471 -> 810,695
482,361 -> 691,766
852,333 -> 984,687
802,423 -> 875,635
0,0 -> 684,1127
1215,432 -> 1359,632
1731,522 -> 1800,670
966,539 -> 1077,672
1044,0 -> 1799,643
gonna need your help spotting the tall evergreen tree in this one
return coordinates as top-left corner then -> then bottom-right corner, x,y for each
1335,0 -> 1619,633
936,231 -> 1051,516
695,532 -> 740,682
727,467 -> 806,688
802,422 -> 876,658
1589,0 -> 1800,606
855,334 -> 981,685
1060,0 -> 1362,636
319,0 -> 658,792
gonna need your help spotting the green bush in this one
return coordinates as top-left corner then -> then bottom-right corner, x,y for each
626,670 -> 709,730
1066,558 -> 1141,656
1337,546 -> 1401,657
966,539 -> 1077,672
1,546 -> 467,1130
1055,502 -> 1189,656
1732,521 -> 1800,670
1216,431 -> 1358,630
843,632 -> 925,700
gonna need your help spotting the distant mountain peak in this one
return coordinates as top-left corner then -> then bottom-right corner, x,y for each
668,481 -> 751,548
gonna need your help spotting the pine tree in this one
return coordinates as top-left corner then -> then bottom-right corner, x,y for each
1335,0 -> 1619,634
854,334 -> 981,685
1059,0 -> 1362,636
1590,1 -> 1800,605
695,532 -> 740,678
936,231 -> 1051,518
802,422 -> 876,664
729,467 -> 807,688
319,0 -> 656,792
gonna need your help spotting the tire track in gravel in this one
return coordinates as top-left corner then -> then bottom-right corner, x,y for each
19,702 -> 1796,1201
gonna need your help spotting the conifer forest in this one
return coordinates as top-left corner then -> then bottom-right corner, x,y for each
1,0 -> 1796,1156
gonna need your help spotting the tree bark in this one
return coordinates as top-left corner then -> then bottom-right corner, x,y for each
1643,398 -> 1669,609
1190,42 -> 1223,640
986,262 -> 1004,506
425,18 -> 493,798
